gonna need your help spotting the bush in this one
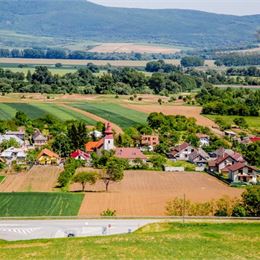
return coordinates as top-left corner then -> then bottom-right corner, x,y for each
100,209 -> 116,217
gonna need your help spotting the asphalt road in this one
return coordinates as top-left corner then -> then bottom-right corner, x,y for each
0,219 -> 158,241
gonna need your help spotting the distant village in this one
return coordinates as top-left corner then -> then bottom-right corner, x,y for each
0,122 -> 259,185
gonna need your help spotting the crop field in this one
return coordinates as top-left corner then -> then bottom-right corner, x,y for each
0,103 -> 96,125
75,171 -> 243,216
0,192 -> 84,217
0,222 -> 259,259
70,103 -> 147,128
206,115 -> 260,130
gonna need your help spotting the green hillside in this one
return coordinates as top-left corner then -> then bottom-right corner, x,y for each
0,0 -> 259,48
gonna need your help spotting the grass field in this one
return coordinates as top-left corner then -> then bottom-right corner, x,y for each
0,103 -> 96,125
0,222 -> 259,259
71,103 -> 147,128
0,193 -> 84,217
206,115 -> 260,129
166,160 -> 196,171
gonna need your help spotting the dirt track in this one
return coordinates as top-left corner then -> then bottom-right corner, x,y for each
61,104 -> 123,134
76,171 -> 242,217
0,166 -> 61,192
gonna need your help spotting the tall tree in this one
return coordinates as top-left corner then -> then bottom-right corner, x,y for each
73,171 -> 98,191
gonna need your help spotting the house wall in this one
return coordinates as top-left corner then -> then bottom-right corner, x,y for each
175,146 -> 195,161
229,168 -> 257,183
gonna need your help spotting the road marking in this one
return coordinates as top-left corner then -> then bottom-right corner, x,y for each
0,227 -> 41,235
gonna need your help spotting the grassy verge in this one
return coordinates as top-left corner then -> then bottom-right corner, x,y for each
0,222 -> 259,259
166,160 -> 196,171
71,103 -> 147,128
0,193 -> 84,217
0,176 -> 6,183
206,115 -> 260,130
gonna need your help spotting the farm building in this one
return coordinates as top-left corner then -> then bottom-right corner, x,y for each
0,134 -> 24,147
5,130 -> 25,140
85,123 -> 114,154
227,163 -> 259,184
33,130 -> 48,147
115,148 -> 147,164
168,142 -> 195,161
37,148 -> 60,165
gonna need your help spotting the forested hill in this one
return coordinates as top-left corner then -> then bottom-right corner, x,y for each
0,0 -> 259,48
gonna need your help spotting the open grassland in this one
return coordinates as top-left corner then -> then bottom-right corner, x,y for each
0,103 -> 96,125
0,192 -> 84,217
74,171 -> 242,216
206,115 -> 260,130
70,103 -> 147,129
0,222 -> 259,259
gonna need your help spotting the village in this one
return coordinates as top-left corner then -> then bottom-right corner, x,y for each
0,120 -> 259,186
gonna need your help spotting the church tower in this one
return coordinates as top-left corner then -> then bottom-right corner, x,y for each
103,123 -> 114,151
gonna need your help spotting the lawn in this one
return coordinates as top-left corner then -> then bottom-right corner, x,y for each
0,222 -> 259,259
206,115 -> 260,129
0,103 -> 96,125
0,193 -> 84,217
166,160 -> 196,171
71,103 -> 147,128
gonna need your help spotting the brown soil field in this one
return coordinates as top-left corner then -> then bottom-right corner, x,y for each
61,104 -> 123,134
0,166 -> 62,192
123,103 -> 222,135
76,171 -> 243,217
89,43 -> 180,54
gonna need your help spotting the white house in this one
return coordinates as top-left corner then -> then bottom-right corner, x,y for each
196,133 -> 210,147
169,142 -> 195,161
0,147 -> 27,164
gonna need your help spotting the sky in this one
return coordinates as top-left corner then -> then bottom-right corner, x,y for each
89,0 -> 260,15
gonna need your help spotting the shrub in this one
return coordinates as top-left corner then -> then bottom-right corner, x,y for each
100,209 -> 116,217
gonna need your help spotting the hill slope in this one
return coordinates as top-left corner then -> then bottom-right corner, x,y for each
0,0 -> 259,48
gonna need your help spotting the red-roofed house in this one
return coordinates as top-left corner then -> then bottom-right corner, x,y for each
70,150 -> 90,161
227,163 -> 259,184
85,123 -> 114,155
115,148 -> 147,164
168,142 -> 195,161
208,152 -> 245,173
250,137 -> 260,143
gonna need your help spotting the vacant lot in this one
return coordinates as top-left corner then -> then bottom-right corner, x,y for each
71,103 -> 147,129
0,166 -> 62,192
76,171 -> 242,216
124,103 -> 219,130
0,102 -> 96,124
1,222 -> 258,259
206,115 -> 260,130
0,192 -> 84,217
89,43 -> 180,54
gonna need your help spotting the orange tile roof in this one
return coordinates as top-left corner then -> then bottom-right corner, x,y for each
37,148 -> 60,159
85,139 -> 104,152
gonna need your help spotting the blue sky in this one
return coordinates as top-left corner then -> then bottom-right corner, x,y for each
89,0 -> 260,15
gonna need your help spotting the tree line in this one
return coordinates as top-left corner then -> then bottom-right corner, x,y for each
215,53 -> 260,66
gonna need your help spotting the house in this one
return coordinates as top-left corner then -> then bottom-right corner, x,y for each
168,142 -> 195,161
189,148 -> 210,167
70,150 -> 90,161
115,147 -> 147,164
0,134 -> 24,147
0,147 -> 27,164
250,137 -> 260,143
196,133 -> 210,147
141,135 -> 159,148
224,130 -> 237,138
37,148 -> 60,165
33,130 -> 48,147
85,123 -> 114,155
89,130 -> 103,139
208,152 -> 245,173
227,162 -> 259,184
5,130 -> 25,140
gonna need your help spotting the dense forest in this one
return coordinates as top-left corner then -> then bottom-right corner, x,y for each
0,66 -> 203,95
215,53 -> 260,66
197,86 -> 260,117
